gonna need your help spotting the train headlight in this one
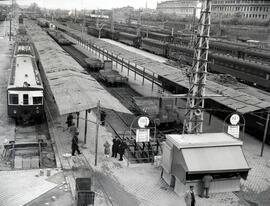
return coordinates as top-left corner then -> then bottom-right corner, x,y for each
36,107 -> 39,109
36,110 -> 40,114
13,110 -> 17,114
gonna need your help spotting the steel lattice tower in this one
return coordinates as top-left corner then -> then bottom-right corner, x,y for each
183,0 -> 212,134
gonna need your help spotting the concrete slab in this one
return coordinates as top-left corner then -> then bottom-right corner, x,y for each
0,169 -> 58,206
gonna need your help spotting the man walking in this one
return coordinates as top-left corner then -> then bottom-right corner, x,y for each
72,131 -> 81,156
201,174 -> 213,198
184,185 -> 196,206
111,136 -> 120,158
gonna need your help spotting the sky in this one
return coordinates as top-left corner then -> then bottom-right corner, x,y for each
14,0 -> 162,10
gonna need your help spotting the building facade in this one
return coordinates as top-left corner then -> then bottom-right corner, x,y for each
212,0 -> 270,20
156,0 -> 199,17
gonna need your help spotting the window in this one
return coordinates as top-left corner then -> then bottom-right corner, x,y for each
33,97 -> 43,105
9,94 -> 18,104
23,94 -> 29,105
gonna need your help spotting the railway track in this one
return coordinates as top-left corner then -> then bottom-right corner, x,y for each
1,119 -> 56,169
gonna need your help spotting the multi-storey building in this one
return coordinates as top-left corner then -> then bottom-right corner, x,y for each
156,0 -> 199,17
212,0 -> 270,20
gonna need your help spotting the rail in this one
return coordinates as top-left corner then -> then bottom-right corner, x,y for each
61,27 -> 163,91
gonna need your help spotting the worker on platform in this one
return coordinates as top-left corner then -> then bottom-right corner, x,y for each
118,140 -> 127,161
66,113 -> 74,128
200,174 -> 213,198
100,110 -> 106,126
184,185 -> 196,206
112,136 -> 120,158
69,122 -> 78,136
72,131 -> 81,156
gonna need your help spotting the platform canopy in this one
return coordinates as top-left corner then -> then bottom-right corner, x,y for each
26,22 -> 131,115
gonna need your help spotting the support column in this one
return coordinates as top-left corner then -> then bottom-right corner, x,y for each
76,112 -> 80,128
84,110 -> 89,144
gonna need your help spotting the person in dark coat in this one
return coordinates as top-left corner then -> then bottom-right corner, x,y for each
72,131 -> 81,156
100,110 -> 106,126
112,137 -> 120,158
200,174 -> 213,198
66,113 -> 74,128
118,140 -> 127,161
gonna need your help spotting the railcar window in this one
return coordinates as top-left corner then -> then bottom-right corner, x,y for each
33,97 -> 43,105
9,94 -> 18,104
23,94 -> 29,105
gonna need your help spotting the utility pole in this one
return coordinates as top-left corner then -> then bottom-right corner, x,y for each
183,0 -> 212,134
110,9 -> 114,32
190,7 -> 197,47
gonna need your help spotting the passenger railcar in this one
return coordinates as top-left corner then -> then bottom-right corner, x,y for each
167,44 -> 194,65
7,43 -> 44,123
118,32 -> 141,48
209,54 -> 270,90
141,38 -> 168,56
87,26 -> 101,38
147,31 -> 173,42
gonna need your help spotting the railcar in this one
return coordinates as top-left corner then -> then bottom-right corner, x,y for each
118,32 -> 141,48
167,44 -> 194,65
147,31 -> 173,42
173,37 -> 191,47
209,54 -> 270,90
7,43 -> 44,123
103,28 -> 119,40
87,26 -> 101,38
47,30 -> 74,46
141,38 -> 168,56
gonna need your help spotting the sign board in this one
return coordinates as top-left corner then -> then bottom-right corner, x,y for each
230,114 -> 240,125
228,125 -> 240,138
136,129 -> 150,142
138,116 -> 150,128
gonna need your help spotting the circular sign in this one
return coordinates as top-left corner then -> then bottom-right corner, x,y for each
230,114 -> 240,125
138,116 -> 150,128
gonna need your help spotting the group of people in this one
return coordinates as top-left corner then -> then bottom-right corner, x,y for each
67,113 -> 127,161
104,136 -> 127,161
184,174 -> 214,206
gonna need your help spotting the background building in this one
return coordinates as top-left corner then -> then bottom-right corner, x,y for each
212,0 -> 270,20
156,0 -> 199,17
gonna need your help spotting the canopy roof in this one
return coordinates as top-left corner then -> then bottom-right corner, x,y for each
167,133 -> 250,174
181,146 -> 250,174
26,22 -> 131,115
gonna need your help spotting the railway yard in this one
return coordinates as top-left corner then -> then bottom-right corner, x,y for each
1,12 -> 270,206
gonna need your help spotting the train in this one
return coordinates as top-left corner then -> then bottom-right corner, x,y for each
7,25 -> 44,124
47,30 -> 74,46
86,22 -> 270,64
87,26 -> 270,90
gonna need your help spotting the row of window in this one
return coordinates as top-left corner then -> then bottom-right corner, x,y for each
213,0 -> 269,4
9,94 -> 43,105
214,13 -> 268,19
213,6 -> 269,12
157,8 -> 194,13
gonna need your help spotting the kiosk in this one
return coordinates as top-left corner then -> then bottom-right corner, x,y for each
161,133 -> 250,195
